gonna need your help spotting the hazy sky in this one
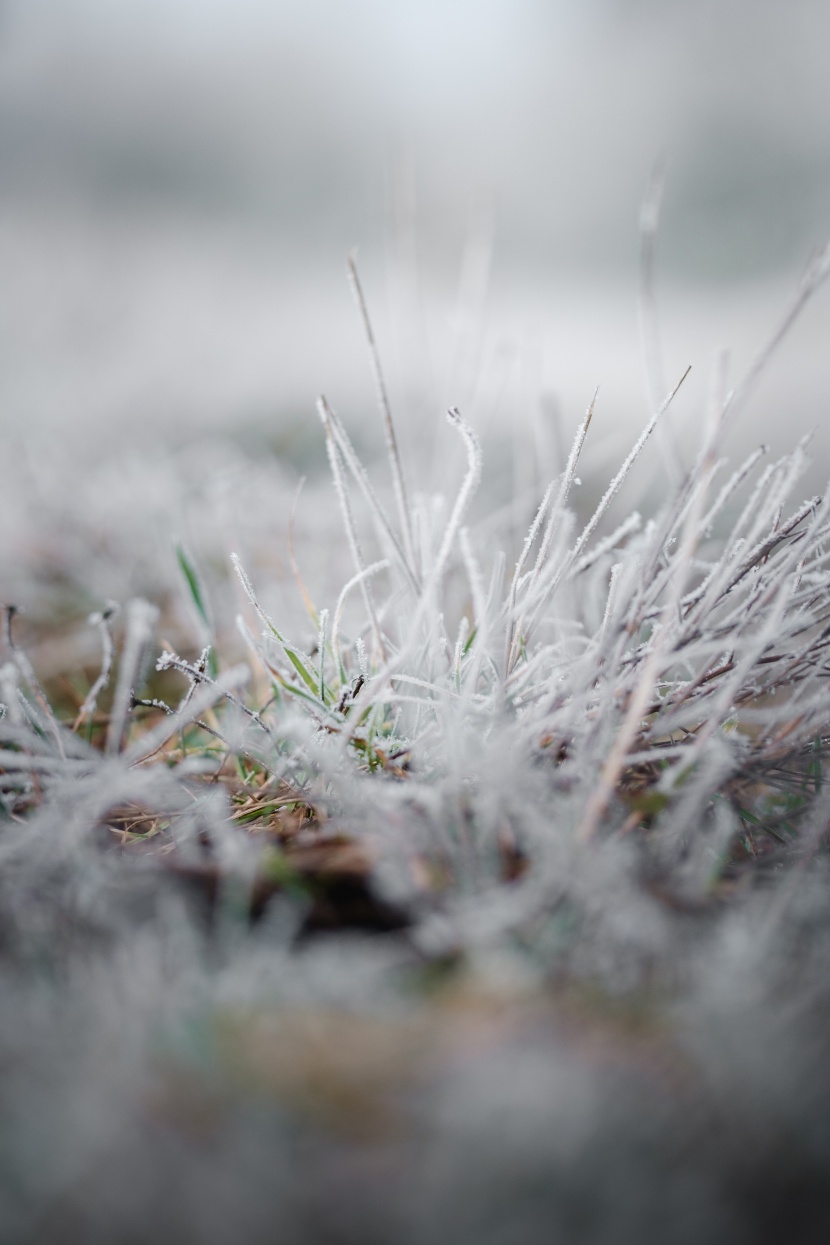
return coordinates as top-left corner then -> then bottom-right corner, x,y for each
1,0 -> 829,473
2,0 -> 829,277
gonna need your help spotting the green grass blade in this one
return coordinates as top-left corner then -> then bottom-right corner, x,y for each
176,544 -> 218,677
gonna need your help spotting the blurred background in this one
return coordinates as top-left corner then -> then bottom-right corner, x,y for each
2,0 -> 830,627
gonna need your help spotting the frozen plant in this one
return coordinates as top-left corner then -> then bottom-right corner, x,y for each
4,249 -> 830,940
3,241 -> 830,1245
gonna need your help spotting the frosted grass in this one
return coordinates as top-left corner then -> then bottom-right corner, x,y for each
2,252 -> 830,1242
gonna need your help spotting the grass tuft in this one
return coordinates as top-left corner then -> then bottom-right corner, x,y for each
3,241 -> 830,1242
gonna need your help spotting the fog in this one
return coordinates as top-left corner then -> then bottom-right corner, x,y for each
1,0 -> 829,480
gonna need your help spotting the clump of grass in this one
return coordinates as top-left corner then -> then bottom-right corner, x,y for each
3,241 -> 830,1243
4,248 -> 830,926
